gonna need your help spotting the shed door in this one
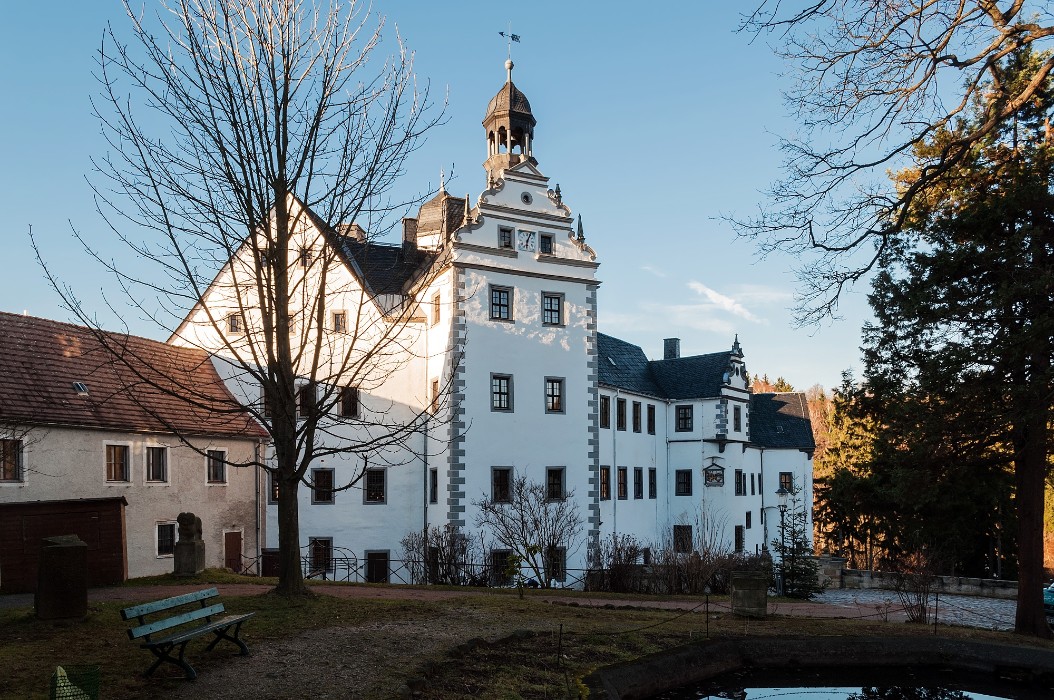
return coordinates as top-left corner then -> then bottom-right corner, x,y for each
224,531 -> 242,572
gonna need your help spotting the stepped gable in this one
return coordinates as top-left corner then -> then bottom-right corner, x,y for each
597,333 -> 663,397
749,392 -> 815,450
648,351 -> 734,400
0,312 -> 266,438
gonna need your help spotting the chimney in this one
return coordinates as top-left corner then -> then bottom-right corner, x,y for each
338,222 -> 367,242
663,338 -> 680,360
402,217 -> 418,248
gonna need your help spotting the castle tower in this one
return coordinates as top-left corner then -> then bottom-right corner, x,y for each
482,59 -> 537,182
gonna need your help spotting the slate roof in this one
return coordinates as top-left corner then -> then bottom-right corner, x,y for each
0,312 -> 267,439
749,392 -> 816,450
598,333 -> 732,399
596,333 -> 663,397
416,191 -> 468,237
649,352 -> 734,400
301,205 -> 438,296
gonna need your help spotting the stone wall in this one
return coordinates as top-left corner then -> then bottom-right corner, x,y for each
815,557 -> 1019,600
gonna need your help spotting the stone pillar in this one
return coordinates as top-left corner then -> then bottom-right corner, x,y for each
36,535 -> 88,620
173,512 -> 205,576
730,571 -> 769,618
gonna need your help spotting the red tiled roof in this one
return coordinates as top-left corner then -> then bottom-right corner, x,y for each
0,312 -> 267,440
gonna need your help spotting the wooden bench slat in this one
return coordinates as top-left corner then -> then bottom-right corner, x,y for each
146,613 -> 255,648
121,587 -> 219,620
127,603 -> 225,640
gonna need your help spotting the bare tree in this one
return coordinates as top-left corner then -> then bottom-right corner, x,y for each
651,508 -> 732,594
735,1 -> 1054,323
473,476 -> 584,589
399,524 -> 482,586
46,0 -> 448,596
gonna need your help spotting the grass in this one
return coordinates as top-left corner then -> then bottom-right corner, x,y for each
1,574 -> 1051,699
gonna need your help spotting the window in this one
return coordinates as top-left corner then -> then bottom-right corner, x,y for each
261,386 -> 272,418
0,439 -> 23,482
632,402 -> 641,432
207,450 -> 226,484
735,525 -> 745,553
490,285 -> 512,320
616,398 -> 627,431
432,293 -> 441,326
617,467 -> 628,500
107,444 -> 130,482
546,546 -> 566,583
146,446 -> 167,483
600,466 -> 611,500
633,467 -> 643,499
758,473 -> 764,495
675,469 -> 692,496
298,383 -> 316,420
332,311 -> 347,333
599,395 -> 610,429
751,473 -> 756,496
647,404 -> 656,435
309,537 -> 333,572
546,467 -> 565,500
642,547 -> 652,566
746,511 -> 752,529
226,313 -> 242,335
268,470 -> 280,503
648,468 -> 657,499
733,405 -> 742,432
431,379 -> 440,414
364,468 -> 386,503
490,549 -> 514,586
735,469 -> 747,496
542,293 -> 563,325
499,227 -> 513,249
340,386 -> 360,418
299,246 -> 311,267
429,468 -> 438,504
544,377 -> 565,413
366,551 -> 390,583
492,467 -> 512,503
675,405 -> 693,432
491,374 -> 513,411
312,468 -> 334,504
539,233 -> 554,255
779,472 -> 794,492
157,522 -> 176,557
673,525 -> 692,554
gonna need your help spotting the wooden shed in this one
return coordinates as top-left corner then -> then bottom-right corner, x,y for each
0,497 -> 127,594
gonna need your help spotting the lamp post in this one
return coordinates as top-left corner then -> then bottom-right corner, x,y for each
775,486 -> 789,596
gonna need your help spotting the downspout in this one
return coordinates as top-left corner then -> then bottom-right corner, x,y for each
612,389 -> 619,536
254,439 -> 264,573
759,447 -> 767,553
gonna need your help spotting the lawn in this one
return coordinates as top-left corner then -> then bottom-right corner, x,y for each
1,572 -> 1049,699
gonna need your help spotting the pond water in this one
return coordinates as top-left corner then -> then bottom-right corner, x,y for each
652,665 -> 1051,700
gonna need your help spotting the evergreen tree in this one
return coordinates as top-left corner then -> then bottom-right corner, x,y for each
772,487 -> 823,599
862,48 -> 1054,635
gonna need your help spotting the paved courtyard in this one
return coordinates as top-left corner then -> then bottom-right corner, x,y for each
814,588 -> 1018,631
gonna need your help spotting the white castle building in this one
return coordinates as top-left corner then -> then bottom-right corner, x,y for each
169,60 -> 816,583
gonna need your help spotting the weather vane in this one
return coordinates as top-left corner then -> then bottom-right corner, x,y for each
498,23 -> 520,60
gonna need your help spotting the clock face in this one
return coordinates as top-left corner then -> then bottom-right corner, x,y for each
516,231 -> 536,252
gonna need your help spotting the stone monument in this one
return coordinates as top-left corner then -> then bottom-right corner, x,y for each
174,512 -> 205,576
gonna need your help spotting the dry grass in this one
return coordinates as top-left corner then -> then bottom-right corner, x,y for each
0,576 -> 1049,699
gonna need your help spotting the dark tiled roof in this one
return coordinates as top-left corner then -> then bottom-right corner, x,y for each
331,237 -> 436,295
750,393 -> 816,450
597,334 -> 663,397
0,312 -> 267,439
649,352 -> 734,400
300,204 -> 437,296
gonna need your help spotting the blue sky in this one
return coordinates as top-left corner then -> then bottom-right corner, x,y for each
0,2 -> 873,392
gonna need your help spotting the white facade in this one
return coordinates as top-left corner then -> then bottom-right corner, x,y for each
168,62 -> 815,582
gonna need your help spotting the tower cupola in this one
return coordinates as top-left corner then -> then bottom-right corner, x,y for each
483,59 -> 537,181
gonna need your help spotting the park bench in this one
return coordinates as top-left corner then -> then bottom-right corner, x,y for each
120,587 -> 253,680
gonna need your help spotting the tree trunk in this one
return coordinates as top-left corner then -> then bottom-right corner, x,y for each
1013,411 -> 1052,638
273,468 -> 308,596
